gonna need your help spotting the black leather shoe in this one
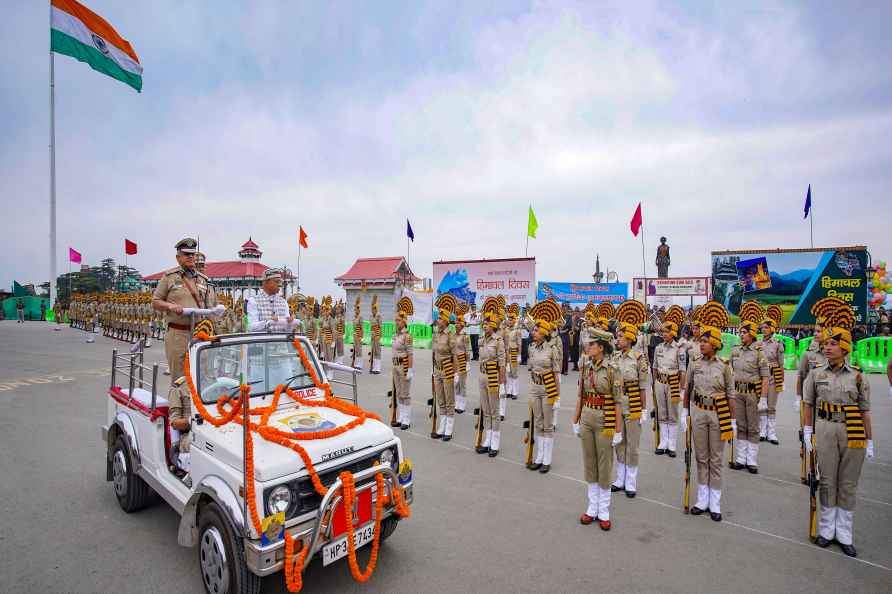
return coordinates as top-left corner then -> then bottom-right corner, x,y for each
667,450 -> 677,458
442,434 -> 452,442
814,536 -> 831,548
611,485 -> 624,493
690,506 -> 705,516
431,432 -> 441,439
500,415 -> 505,421
747,465 -> 759,474
840,543 -> 857,557
456,409 -> 464,414
729,462 -> 745,470
488,449 -> 499,458
475,446 -> 489,454
527,462 -> 541,471
710,512 -> 722,522
510,394 -> 518,400
769,439 -> 779,445
655,448 -> 666,456
625,491 -> 636,499
539,464 -> 550,474
400,424 -> 409,430
390,420 -> 401,428
760,436 -> 767,442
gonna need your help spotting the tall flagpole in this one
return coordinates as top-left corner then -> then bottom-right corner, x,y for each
297,243 -> 301,292
49,10 -> 57,309
809,192 -> 814,248
640,204 -> 647,310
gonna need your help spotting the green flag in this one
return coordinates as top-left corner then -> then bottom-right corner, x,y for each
527,206 -> 538,238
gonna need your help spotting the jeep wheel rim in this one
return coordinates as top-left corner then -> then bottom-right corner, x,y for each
112,450 -> 127,497
200,526 -> 230,594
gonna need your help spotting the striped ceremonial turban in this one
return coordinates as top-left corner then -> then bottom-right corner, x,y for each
699,301 -> 729,349
738,300 -> 764,338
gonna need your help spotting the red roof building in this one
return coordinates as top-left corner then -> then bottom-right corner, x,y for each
143,238 -> 294,297
335,257 -> 419,319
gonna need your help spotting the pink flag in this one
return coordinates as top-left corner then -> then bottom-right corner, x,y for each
69,247 -> 82,264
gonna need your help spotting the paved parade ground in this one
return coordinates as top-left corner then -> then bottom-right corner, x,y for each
1,321 -> 890,594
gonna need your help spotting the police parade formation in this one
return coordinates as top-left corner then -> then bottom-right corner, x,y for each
65,236 -> 875,561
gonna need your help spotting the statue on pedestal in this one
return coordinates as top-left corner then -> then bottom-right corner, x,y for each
656,237 -> 670,278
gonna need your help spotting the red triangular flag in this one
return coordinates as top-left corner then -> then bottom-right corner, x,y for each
630,203 -> 642,237
299,226 -> 309,249
125,239 -> 138,255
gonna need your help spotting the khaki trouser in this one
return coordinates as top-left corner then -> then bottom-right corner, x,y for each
371,338 -> 382,359
322,342 -> 334,361
456,372 -> 467,398
392,364 -> 411,405
165,328 -> 189,384
692,405 -> 725,489
434,374 -> 455,416
765,381 -> 778,416
615,417 -> 641,466
655,380 -> 679,423
817,419 -> 866,511
580,407 -> 614,488
335,338 -> 344,358
529,384 -> 554,436
735,393 -> 760,444
478,375 -> 500,430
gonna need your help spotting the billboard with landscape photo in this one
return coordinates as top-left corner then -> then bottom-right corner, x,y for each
711,246 -> 868,326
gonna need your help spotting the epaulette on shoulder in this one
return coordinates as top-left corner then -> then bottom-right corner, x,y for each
196,271 -> 211,281
174,376 -> 186,386
633,350 -> 641,360
719,356 -> 730,365
163,267 -> 181,276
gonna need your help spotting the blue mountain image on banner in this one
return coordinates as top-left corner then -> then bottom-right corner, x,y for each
760,268 -> 814,296
437,268 -> 476,304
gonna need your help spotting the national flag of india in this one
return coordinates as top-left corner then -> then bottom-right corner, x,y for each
51,0 -> 142,92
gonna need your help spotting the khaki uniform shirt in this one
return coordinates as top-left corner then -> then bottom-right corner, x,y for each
432,327 -> 460,379
370,315 -> 382,340
168,380 -> 192,453
506,327 -> 522,365
580,357 -> 625,407
798,341 -> 828,387
803,362 -> 870,411
682,337 -> 702,364
320,315 -> 335,344
479,332 -> 505,373
685,356 -> 734,401
153,268 -> 217,327
528,340 -> 560,375
759,336 -> 785,369
654,340 -> 687,374
392,328 -> 413,363
730,342 -> 770,383
615,349 -> 651,413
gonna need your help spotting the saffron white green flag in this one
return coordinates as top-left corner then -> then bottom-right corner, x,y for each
51,0 -> 142,92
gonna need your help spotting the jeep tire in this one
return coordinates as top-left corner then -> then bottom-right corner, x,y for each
380,515 -> 399,541
111,436 -> 153,513
198,502 -> 260,594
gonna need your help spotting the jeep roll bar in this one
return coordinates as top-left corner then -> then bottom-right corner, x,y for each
110,342 -> 162,411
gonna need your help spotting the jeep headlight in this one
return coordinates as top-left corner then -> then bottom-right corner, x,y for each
267,485 -> 292,515
379,448 -> 395,469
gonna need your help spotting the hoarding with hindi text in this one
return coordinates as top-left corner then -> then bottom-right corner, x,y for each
537,281 -> 627,307
433,258 -> 536,308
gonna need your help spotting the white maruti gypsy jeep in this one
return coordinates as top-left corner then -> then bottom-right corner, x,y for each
101,331 -> 413,594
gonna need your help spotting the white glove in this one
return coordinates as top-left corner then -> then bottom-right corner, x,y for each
758,397 -> 767,411
552,398 -> 561,410
406,368 -> 414,380
866,439 -> 874,459
612,432 -> 623,447
793,398 -> 801,412
639,409 -> 648,426
499,383 -> 506,397
803,426 -> 813,454
572,423 -> 581,437
679,409 -> 688,431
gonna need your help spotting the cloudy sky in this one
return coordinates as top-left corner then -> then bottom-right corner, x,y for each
3,1 -> 891,298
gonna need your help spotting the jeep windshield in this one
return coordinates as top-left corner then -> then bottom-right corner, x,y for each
196,338 -> 322,404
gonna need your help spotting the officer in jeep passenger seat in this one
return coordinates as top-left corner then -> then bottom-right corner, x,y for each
168,375 -> 193,481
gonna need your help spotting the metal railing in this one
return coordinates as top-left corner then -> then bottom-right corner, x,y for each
321,360 -> 361,405
110,340 -> 161,412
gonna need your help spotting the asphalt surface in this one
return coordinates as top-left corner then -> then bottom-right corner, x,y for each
1,320 -> 890,594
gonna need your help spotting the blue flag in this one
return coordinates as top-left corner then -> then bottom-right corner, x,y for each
406,219 -> 415,242
803,184 -> 812,219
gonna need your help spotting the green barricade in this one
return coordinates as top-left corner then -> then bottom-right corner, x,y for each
381,322 -> 395,347
344,321 -> 372,345
797,336 -> 814,359
719,332 -> 741,360
46,309 -> 56,322
776,334 -> 798,369
409,323 -> 432,349
855,337 -> 891,374
345,323 -> 353,345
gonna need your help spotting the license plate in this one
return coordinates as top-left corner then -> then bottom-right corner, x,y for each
322,523 -> 375,566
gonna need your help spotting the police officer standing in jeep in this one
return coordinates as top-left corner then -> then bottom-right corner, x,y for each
152,238 -> 217,384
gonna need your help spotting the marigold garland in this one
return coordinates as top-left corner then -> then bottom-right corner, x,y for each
183,333 -> 410,593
